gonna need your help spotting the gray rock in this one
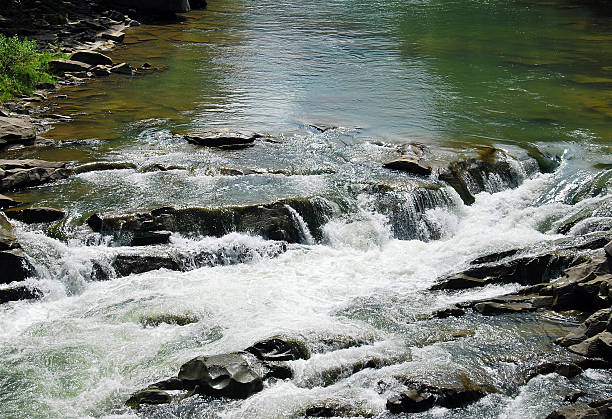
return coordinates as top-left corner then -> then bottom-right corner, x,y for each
568,331 -> 612,359
73,161 -> 136,174
387,390 -> 436,413
0,117 -> 36,147
473,301 -> 535,315
184,131 -> 261,149
48,59 -> 91,74
111,0 -> 191,14
383,158 -> 432,176
125,389 -> 171,409
605,240 -> 612,259
546,396 -> 612,419
130,230 -> 172,246
69,51 -> 113,66
246,337 -> 310,361
177,352 -> 264,399
4,207 -> 65,224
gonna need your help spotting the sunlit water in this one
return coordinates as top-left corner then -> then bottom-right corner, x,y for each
2,0 -> 612,418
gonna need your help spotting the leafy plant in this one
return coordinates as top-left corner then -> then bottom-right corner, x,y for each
0,34 -> 59,101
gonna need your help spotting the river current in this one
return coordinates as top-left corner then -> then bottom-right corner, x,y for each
2,0 -> 612,418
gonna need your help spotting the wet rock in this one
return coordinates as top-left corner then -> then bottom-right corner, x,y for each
564,391 -> 586,403
473,301 -> 535,315
246,337 -> 310,361
383,158 -> 432,176
0,213 -> 18,251
0,116 -> 36,148
470,248 -> 520,265
0,159 -> 70,192
308,123 -> 338,132
125,389 -> 171,409
177,352 -> 264,399
91,65 -> 111,76
86,197 -> 330,244
546,396 -> 612,419
386,390 -> 436,413
73,161 -> 137,174
100,31 -> 125,42
0,284 -> 41,304
606,240 -> 612,259
431,274 -> 486,290
523,144 -> 561,174
48,59 -> 91,74
69,51 -> 113,66
304,403 -> 373,417
131,230 -> 171,246
432,307 -> 466,319
139,313 -> 198,327
110,63 -> 133,75
148,377 -> 186,390
111,0 -> 191,14
526,362 -> 584,382
0,194 -> 22,209
184,131 -> 261,149
4,207 -> 65,224
112,254 -> 180,276
0,249 -> 35,284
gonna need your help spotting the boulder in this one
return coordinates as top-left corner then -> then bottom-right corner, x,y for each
48,59 -> 91,74
0,284 -> 41,304
526,362 -> 584,382
432,307 -> 465,319
91,65 -> 111,76
184,131 -> 261,149
386,390 -> 436,413
0,213 -> 18,251
0,117 -> 36,148
125,389 -> 171,409
112,254 -> 180,277
568,331 -> 612,359
383,158 -> 432,176
177,352 -> 264,399
130,230 -> 171,246
4,207 -> 65,224
546,396 -> 612,419
245,337 -> 310,361
0,249 -> 35,284
69,51 -> 113,66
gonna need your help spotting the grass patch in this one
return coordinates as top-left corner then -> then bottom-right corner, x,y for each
0,34 -> 61,102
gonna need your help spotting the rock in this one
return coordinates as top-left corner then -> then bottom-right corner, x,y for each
0,284 -> 41,304
69,51 -> 113,66
546,396 -> 612,419
386,390 -> 436,413
568,331 -> 612,359
110,0 -> 191,14
4,207 -> 65,224
139,314 -> 198,327
86,197 -> 331,244
0,159 -> 70,192
48,59 -> 91,74
0,213 -> 18,251
91,65 -> 111,76
125,389 -> 171,409
473,301 -> 535,315
245,337 -> 310,361
606,240 -> 612,259
112,254 -> 180,276
100,31 -> 125,42
131,230 -> 171,246
177,352 -> 264,399
110,63 -> 133,75
0,249 -> 35,284
0,194 -> 23,209
308,123 -> 337,132
527,362 -> 584,381
190,0 -> 207,8
73,162 -> 137,174
383,158 -> 432,176
0,117 -> 36,148
431,274 -> 487,290
184,131 -> 261,149
148,377 -> 186,390
432,307 -> 466,318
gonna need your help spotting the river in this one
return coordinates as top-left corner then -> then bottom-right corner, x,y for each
1,0 -> 612,417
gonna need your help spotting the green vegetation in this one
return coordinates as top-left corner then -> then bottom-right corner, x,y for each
0,34 -> 59,101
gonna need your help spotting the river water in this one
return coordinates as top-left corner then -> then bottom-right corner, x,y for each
2,0 -> 612,418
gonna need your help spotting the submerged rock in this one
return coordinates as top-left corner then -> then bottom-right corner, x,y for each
178,352 -> 264,399
4,207 -> 65,224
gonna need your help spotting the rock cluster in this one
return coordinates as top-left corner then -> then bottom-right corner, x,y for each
0,159 -> 70,191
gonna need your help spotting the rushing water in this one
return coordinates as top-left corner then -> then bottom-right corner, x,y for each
2,0 -> 612,418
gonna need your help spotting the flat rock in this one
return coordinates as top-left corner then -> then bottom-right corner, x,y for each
0,117 -> 36,147
178,352 -> 264,399
48,59 -> 91,74
125,389 -> 171,409
73,161 -> 136,174
5,207 -> 65,224
547,396 -> 612,419
130,230 -> 171,246
0,194 -> 23,209
473,301 -> 535,315
100,31 -> 125,42
184,131 -> 261,148
568,331 -> 612,359
383,158 -> 432,176
69,51 -> 113,66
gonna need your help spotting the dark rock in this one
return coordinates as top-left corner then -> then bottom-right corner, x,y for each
0,159 -> 69,192
177,352 -> 264,399
432,307 -> 466,319
190,0 -> 208,8
125,389 -> 171,409
131,230 -> 171,246
0,117 -> 36,147
48,59 -> 91,74
110,63 -> 133,75
564,392 -> 586,403
606,240 -> 612,259
112,254 -> 180,276
0,213 -> 18,251
69,51 -> 113,66
546,397 -> 612,419
139,314 -> 198,327
431,274 -> 487,290
245,337 -> 310,361
0,249 -> 35,284
386,390 -> 436,413
4,207 -> 65,224
383,158 -> 432,176
523,145 -> 561,174
308,123 -> 337,132
91,65 -> 111,76
434,387 -> 488,408
73,161 -> 137,174
263,361 -> 293,380
184,131 -> 261,148
470,248 -> 520,265
110,0 -> 191,14
0,194 -> 23,209
149,377 -> 186,390
100,31 -> 125,42
527,362 -> 584,382
473,301 -> 535,315
0,284 -> 41,304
